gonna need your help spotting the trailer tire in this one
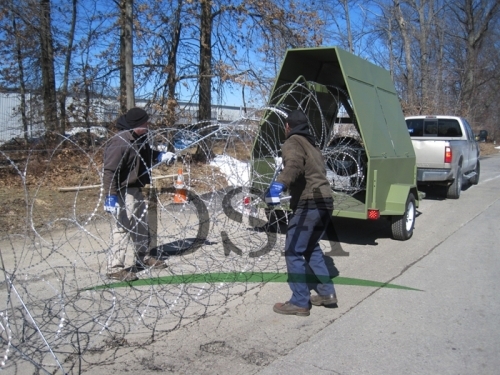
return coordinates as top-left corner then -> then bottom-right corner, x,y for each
446,166 -> 462,199
391,193 -> 416,241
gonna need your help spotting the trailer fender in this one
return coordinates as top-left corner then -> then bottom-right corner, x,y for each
385,184 -> 419,214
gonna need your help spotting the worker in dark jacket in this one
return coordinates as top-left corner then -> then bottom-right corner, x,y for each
103,107 -> 175,281
265,109 -> 337,316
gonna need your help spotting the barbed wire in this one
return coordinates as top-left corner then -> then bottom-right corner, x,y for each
0,81 -> 365,374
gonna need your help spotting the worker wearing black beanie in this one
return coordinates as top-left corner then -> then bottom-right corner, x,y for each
266,109 -> 337,316
126,107 -> 149,128
285,109 -> 316,146
116,107 -> 150,131
102,107 -> 175,281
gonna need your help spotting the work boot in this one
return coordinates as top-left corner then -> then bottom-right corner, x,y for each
310,293 -> 338,306
107,268 -> 138,282
273,301 -> 310,316
137,257 -> 168,270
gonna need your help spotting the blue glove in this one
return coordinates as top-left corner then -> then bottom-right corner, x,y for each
265,182 -> 286,205
158,151 -> 176,164
104,195 -> 119,215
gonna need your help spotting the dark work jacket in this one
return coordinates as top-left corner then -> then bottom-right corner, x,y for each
103,130 -> 160,196
276,134 -> 333,211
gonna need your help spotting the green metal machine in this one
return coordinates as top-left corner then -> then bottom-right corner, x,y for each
251,46 -> 419,240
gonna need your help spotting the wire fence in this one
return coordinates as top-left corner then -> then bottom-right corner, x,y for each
0,81 -> 362,374
0,92 -> 252,146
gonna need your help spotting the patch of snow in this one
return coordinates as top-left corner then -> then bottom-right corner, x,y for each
65,126 -> 107,138
210,154 -> 251,186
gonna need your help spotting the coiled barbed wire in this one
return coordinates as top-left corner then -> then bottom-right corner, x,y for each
0,81 -> 365,373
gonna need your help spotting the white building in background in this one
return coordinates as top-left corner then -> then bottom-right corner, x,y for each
0,92 -> 43,142
0,92 -> 256,144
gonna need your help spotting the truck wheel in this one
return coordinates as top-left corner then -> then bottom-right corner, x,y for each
446,166 -> 462,199
470,160 -> 480,185
391,193 -> 416,241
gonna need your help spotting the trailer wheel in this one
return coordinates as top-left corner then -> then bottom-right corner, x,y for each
470,160 -> 480,185
446,166 -> 462,199
391,193 -> 416,241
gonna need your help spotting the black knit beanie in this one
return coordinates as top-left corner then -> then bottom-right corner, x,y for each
286,110 -> 316,146
126,108 -> 149,128
286,110 -> 308,129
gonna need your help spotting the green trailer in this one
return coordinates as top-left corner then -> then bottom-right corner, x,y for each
251,46 -> 419,240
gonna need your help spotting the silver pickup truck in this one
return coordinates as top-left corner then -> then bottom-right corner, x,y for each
405,115 -> 480,199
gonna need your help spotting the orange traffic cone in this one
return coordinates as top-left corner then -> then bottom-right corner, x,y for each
173,168 -> 187,203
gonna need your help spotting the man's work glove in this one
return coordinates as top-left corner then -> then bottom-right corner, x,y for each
104,195 -> 119,215
158,152 -> 176,164
265,182 -> 286,206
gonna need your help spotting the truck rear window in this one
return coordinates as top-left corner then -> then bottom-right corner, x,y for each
406,118 -> 463,137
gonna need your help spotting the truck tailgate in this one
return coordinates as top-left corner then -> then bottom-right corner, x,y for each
411,139 -> 448,168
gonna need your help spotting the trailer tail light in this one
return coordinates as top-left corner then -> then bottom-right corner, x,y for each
243,196 -> 251,206
367,209 -> 380,220
444,146 -> 452,163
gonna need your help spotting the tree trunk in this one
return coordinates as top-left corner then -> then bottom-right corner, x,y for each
120,0 -> 135,113
413,0 -> 435,113
59,0 -> 77,134
198,0 -> 212,122
385,6 -> 395,88
13,15 -> 29,141
340,0 -> 354,53
434,19 -> 445,113
165,0 -> 183,127
394,0 -> 416,112
192,0 -> 214,162
83,64 -> 93,147
39,0 -> 59,133
459,0 -> 499,118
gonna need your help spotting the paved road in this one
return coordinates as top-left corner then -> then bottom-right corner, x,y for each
69,154 -> 500,375
6,154 -> 499,375
257,154 -> 500,375
80,154 -> 499,375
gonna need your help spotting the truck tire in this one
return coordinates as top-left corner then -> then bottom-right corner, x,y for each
391,193 -> 416,241
470,160 -> 480,185
446,166 -> 462,199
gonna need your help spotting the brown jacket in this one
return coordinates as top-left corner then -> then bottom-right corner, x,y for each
103,130 -> 159,196
276,134 -> 333,211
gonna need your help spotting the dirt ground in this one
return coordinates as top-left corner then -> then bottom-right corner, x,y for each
0,140 -> 497,236
0,137 -> 240,235
478,141 -> 499,156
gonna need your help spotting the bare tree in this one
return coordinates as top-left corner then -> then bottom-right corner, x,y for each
39,0 -> 59,133
58,0 -> 77,133
371,0 -> 447,114
66,1 -> 114,142
316,0 -> 374,55
198,0 -> 212,123
11,9 -> 30,140
394,0 -> 417,112
2,0 -> 493,149
412,0 -> 438,112
448,0 -> 500,119
119,0 -> 135,112
163,0 -> 183,126
118,0 -> 324,121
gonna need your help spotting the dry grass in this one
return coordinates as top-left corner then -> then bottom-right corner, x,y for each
479,142 -> 500,156
1,137 -> 497,235
0,137 -> 256,234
